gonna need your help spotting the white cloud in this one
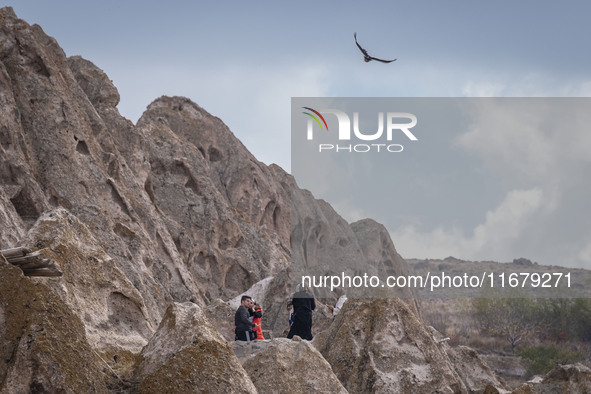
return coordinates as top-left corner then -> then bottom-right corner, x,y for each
331,199 -> 373,224
471,188 -> 544,256
455,100 -> 556,183
391,188 -> 544,262
389,224 -> 466,260
456,98 -> 591,208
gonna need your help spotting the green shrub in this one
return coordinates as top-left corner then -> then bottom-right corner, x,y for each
519,344 -> 583,377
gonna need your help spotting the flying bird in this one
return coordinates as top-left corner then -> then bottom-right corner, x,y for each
354,32 -> 397,63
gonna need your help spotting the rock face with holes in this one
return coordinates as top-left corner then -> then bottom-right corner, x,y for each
134,96 -> 291,303
0,6 -> 289,351
0,7 -> 508,393
0,6 -> 412,345
22,208 -> 155,353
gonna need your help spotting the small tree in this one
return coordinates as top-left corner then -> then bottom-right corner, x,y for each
472,297 -> 546,353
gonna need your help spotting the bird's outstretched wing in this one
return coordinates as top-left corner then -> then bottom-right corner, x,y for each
354,32 -> 397,63
369,56 -> 397,63
354,32 -> 369,57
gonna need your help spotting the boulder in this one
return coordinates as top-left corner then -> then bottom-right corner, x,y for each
314,298 -> 466,393
135,302 -> 257,393
0,261 -> 108,393
205,298 -> 237,342
242,338 -> 347,394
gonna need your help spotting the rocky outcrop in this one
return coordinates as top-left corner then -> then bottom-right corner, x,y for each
135,302 -> 257,393
350,219 -> 417,305
0,262 -> 108,393
23,208 -> 154,352
205,298 -> 238,342
315,298 -> 466,393
242,338 -> 347,394
512,363 -> 591,394
136,97 -> 292,253
351,219 -> 411,281
445,345 -> 509,393
136,96 -> 290,304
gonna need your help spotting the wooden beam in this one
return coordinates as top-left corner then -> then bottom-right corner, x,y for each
0,247 -> 30,259
19,259 -> 55,270
4,252 -> 43,265
22,268 -> 63,277
1,247 -> 62,278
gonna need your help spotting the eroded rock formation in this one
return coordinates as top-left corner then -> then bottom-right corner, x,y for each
135,302 -> 256,393
1,6 -> 512,393
314,298 -> 468,393
0,262 -> 108,393
242,338 -> 348,394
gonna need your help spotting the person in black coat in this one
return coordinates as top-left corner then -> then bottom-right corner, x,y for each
287,288 -> 316,340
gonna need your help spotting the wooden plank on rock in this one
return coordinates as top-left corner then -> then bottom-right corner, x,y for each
22,268 -> 63,277
5,252 -> 43,265
0,246 -> 30,259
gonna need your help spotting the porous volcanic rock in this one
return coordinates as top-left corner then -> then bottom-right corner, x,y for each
0,5 -> 289,333
444,344 -> 509,393
136,96 -> 292,253
242,338 -> 347,394
23,208 -> 155,352
135,302 -> 256,393
1,6 -> 416,341
135,95 -> 291,303
314,298 -> 467,393
1,5 -> 193,329
0,262 -> 108,393
205,298 -> 237,342
350,218 -> 411,281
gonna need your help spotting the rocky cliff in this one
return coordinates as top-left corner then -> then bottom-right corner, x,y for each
0,7 -> 557,393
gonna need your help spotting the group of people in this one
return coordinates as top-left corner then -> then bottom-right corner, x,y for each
234,287 -> 318,342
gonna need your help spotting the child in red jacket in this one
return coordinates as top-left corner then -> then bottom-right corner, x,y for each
251,302 -> 263,340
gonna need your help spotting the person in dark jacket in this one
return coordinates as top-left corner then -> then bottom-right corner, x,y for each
287,287 -> 316,340
235,295 -> 259,341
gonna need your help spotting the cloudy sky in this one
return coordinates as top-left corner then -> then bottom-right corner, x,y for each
8,1 -> 591,268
